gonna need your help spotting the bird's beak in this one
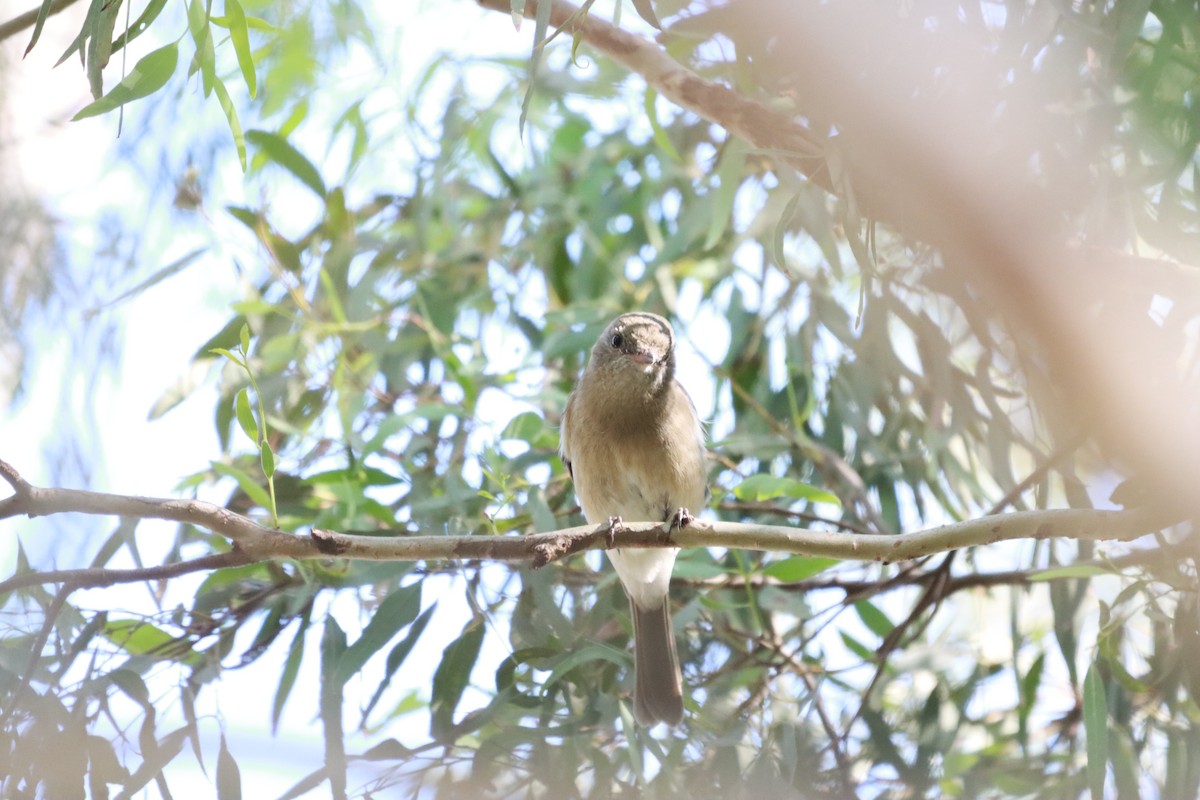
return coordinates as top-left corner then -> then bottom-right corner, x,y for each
627,351 -> 656,366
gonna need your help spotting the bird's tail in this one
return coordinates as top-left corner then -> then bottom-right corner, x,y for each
631,599 -> 683,726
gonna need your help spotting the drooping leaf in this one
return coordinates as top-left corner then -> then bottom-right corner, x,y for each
733,474 -> 841,506
234,389 -> 258,444
337,583 -> 422,683
213,75 -> 247,170
216,735 -> 243,800
72,42 -> 178,120
245,129 -> 327,198
1083,663 -> 1109,800
430,618 -> 485,739
225,0 -> 256,97
271,610 -> 310,734
110,0 -> 169,54
854,600 -> 894,639
362,603 -> 436,722
210,460 -> 271,510
25,0 -> 63,56
186,0 -> 216,97
763,556 -> 840,582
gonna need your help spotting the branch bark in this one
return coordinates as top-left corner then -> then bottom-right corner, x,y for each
0,460 -> 1171,578
477,0 -> 832,191
0,0 -> 81,45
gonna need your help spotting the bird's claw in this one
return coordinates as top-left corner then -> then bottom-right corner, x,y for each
670,507 -> 695,530
660,507 -> 694,542
606,515 -> 625,548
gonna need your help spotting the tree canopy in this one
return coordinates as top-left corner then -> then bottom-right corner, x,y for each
1,0 -> 1198,797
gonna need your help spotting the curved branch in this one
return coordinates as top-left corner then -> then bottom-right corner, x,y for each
477,0 -> 832,190
0,459 -> 1172,574
0,0 -> 81,45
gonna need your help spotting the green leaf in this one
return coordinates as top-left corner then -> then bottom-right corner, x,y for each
763,556 -> 840,582
854,600 -> 894,639
235,389 -> 258,443
319,617 -> 347,791
518,0 -> 552,136
703,137 -> 747,250
72,42 -> 179,121
271,611 -> 310,734
24,0 -> 61,56
210,460 -> 271,510
216,735 -> 243,800
631,0 -> 662,29
225,0 -> 256,98
55,0 -> 103,67
187,0 -> 216,97
337,583 -> 422,683
245,130 -> 327,198
84,0 -> 120,100
501,411 -> 553,448
1030,564 -> 1111,581
643,88 -> 680,161
109,668 -> 151,706
1083,662 -> 1108,800
430,619 -> 485,738
111,0 -> 169,54
105,619 -> 189,661
543,643 -> 628,687
363,603 -> 437,722
214,76 -> 247,170
209,347 -> 246,367
259,441 -> 275,479
733,474 -> 841,506
90,248 -> 206,314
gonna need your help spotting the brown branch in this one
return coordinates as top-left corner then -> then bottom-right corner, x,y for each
0,550 -> 256,596
478,0 -> 832,190
0,458 -> 1177,580
0,0 -> 81,46
717,499 -> 876,537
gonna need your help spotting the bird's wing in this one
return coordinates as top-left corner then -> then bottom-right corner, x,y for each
560,391 -> 575,480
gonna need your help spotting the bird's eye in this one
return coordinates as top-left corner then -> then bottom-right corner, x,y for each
610,333 -> 623,349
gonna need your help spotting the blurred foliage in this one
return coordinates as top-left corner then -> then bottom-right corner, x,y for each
2,0 -> 1199,798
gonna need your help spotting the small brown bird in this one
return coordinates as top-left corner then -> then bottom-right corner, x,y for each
560,312 -> 708,727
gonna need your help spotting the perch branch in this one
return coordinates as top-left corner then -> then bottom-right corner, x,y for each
0,459 -> 1173,583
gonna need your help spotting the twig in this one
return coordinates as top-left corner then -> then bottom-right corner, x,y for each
0,0 -> 81,45
476,0 -> 832,190
716,500 -> 876,536
0,550 -> 256,596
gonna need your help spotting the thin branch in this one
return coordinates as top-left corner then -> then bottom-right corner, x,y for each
716,500 -> 876,537
0,0 -> 81,45
477,0 -> 832,189
0,550 -> 256,596
0,458 -> 1176,587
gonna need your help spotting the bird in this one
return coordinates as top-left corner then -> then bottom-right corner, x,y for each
560,311 -> 708,727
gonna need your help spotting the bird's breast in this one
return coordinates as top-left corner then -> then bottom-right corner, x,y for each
569,391 -> 707,525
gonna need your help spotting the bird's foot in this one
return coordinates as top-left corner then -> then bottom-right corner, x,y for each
605,516 -> 625,548
670,507 -> 695,530
660,507 -> 694,543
